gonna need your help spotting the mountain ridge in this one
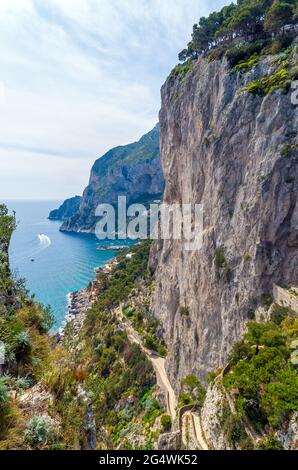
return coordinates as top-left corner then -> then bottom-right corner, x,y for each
50,125 -> 164,233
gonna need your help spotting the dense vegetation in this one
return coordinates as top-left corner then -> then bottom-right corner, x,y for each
1,208 -> 166,449
1,198 -> 297,450
45,239 -> 166,449
178,374 -> 206,407
87,240 -> 152,320
44,310 -> 157,449
0,204 -> 16,310
122,305 -> 167,357
179,0 -> 297,62
0,204 -> 55,449
241,46 -> 297,94
168,1 -> 297,101
223,308 -> 298,432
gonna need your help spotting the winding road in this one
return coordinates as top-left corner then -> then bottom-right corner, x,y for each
192,412 -> 209,450
117,306 -> 177,421
117,305 -> 208,449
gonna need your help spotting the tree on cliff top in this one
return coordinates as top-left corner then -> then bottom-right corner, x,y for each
264,1 -> 295,32
0,204 -> 16,248
179,0 -> 297,61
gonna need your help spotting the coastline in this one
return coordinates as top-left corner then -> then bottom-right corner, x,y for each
58,256 -> 121,338
59,288 -> 93,336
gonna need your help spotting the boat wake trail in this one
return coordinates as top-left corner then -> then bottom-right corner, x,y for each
38,233 -> 51,248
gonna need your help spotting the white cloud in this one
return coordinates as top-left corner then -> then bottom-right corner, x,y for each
1,148 -> 93,200
0,0 -> 229,199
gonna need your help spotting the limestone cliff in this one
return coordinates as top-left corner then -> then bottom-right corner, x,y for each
60,125 -> 164,233
150,53 -> 298,389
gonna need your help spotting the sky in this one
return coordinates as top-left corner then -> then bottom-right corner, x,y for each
0,0 -> 229,200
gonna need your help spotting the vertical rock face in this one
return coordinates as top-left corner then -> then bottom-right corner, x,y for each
200,381 -> 229,450
151,56 -> 298,389
60,125 -> 164,233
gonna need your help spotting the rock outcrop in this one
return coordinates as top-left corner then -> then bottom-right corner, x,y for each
150,54 -> 298,389
49,196 -> 81,221
157,431 -> 180,450
60,125 -> 164,233
276,412 -> 298,450
200,381 -> 229,450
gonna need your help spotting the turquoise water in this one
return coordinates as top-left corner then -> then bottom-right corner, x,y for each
5,200 -> 128,329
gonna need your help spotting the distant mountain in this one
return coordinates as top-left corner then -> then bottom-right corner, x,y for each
49,196 -> 81,221
58,124 -> 164,233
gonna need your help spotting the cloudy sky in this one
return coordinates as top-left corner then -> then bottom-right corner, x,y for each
0,0 -> 228,200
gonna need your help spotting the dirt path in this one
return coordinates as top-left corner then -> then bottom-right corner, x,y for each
148,352 -> 177,422
117,305 -> 209,449
192,412 -> 209,450
117,306 -> 177,421
181,411 -> 198,450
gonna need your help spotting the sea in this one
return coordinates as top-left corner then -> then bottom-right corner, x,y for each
4,200 -> 130,330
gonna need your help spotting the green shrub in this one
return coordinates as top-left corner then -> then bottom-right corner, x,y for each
0,377 -> 9,404
14,377 -> 32,390
88,240 -> 152,321
260,294 -> 273,310
0,205 -> 16,248
247,309 -> 256,320
0,377 -> 13,440
160,414 -> 172,432
281,144 -> 293,158
24,415 -> 56,447
290,65 -> 298,80
240,436 -> 255,450
271,304 -> 294,326
167,60 -> 193,82
180,306 -> 190,317
232,53 -> 259,73
144,334 -> 166,357
144,334 -> 158,351
265,36 -> 293,56
224,318 -> 298,431
256,435 -> 284,450
142,393 -> 161,426
243,64 -> 291,96
178,392 -> 193,406
225,40 -> 268,68
261,368 -> 298,428
223,414 -> 247,449
228,339 -> 251,366
207,369 -> 221,385
214,247 -> 227,269
181,374 -> 206,406
15,331 -> 31,351
40,305 -> 55,332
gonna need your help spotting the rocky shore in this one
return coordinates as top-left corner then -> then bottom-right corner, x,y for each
57,281 -> 97,339
96,245 -> 127,251
57,257 -> 121,339
64,288 -> 92,332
